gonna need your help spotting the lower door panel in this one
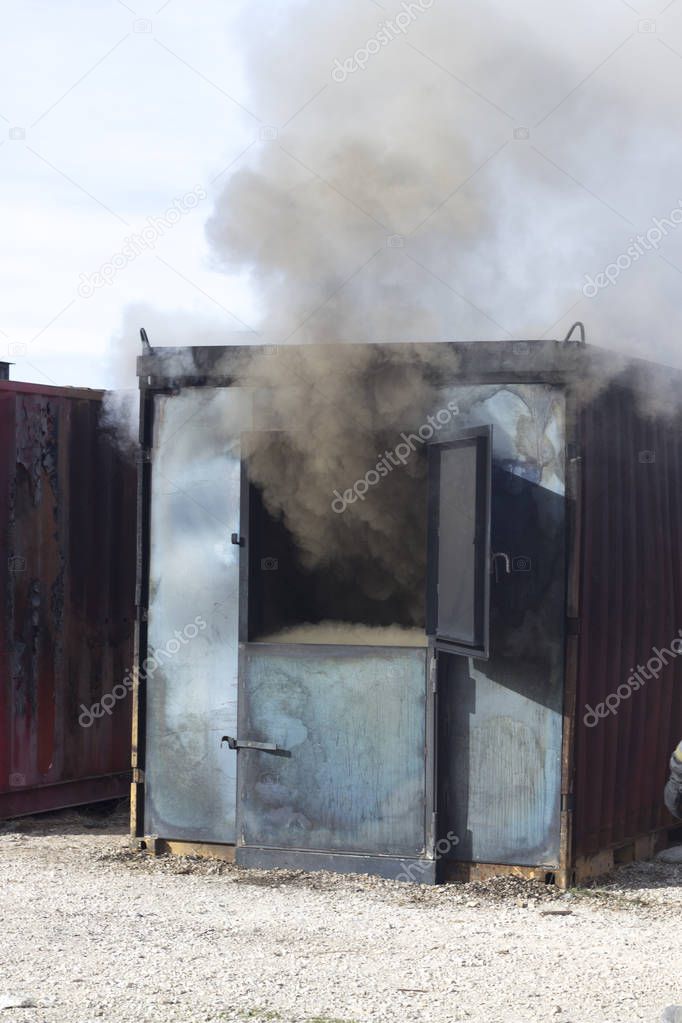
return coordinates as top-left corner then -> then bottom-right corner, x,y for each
236,645 -> 428,861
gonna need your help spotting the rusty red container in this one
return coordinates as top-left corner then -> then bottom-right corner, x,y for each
572,377 -> 682,865
0,381 -> 136,818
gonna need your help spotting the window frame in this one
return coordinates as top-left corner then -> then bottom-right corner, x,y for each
426,425 -> 492,659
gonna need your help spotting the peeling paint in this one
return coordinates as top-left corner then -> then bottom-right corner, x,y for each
0,384 -> 136,818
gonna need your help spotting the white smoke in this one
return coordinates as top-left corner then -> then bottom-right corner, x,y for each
106,0 -> 682,624
200,0 -> 682,359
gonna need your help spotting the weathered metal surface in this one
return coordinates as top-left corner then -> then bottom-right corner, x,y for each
134,339 -> 598,391
573,378 -> 682,858
151,838 -> 237,861
0,382 -> 136,818
236,846 -> 436,882
143,389 -> 245,842
440,861 -> 559,885
136,342 -> 682,879
238,645 -> 427,857
435,385 -> 565,867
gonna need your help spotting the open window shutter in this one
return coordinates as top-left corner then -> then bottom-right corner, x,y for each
426,426 -> 492,658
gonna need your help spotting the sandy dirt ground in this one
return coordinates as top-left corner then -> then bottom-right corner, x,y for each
0,804 -> 681,1023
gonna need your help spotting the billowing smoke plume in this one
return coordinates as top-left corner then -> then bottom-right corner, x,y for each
197,0 -> 682,626
110,0 -> 682,627
233,342 -> 460,627
207,0 -> 682,355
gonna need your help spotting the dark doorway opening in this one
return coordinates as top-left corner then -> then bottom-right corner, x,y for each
245,432 -> 428,645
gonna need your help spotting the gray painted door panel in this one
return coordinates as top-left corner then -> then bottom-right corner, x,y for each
145,389 -> 244,842
238,645 -> 428,857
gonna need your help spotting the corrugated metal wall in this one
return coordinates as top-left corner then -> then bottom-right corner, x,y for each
0,382 -> 136,818
574,379 -> 682,857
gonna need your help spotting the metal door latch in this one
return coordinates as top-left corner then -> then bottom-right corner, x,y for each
490,551 -> 511,581
231,533 -> 244,546
221,735 -> 291,758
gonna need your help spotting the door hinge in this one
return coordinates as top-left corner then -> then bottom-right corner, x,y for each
566,617 -> 581,636
561,793 -> 575,812
132,768 -> 145,784
429,655 -> 438,692
429,811 -> 439,858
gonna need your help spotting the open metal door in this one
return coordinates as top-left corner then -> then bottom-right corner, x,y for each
426,426 -> 492,659
430,414 -> 564,871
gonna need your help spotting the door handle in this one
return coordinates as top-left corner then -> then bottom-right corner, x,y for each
221,735 -> 291,758
490,551 -> 511,582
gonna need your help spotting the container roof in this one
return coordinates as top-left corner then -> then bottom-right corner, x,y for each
136,338 -> 682,396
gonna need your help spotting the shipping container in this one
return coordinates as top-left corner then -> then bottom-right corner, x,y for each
0,379 -> 136,818
131,338 -> 682,884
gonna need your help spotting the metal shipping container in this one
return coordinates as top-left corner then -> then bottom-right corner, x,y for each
0,380 -> 136,818
132,338 -> 682,884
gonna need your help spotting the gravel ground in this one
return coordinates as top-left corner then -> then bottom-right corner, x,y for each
1,804 -> 681,1023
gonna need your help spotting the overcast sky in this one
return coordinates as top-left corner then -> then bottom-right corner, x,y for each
4,0 -> 682,393
0,0 -> 258,389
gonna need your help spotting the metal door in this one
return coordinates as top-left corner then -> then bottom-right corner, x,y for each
231,643 -> 430,878
144,388 -> 243,843
431,418 -> 565,868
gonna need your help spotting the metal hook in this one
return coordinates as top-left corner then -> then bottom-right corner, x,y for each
563,322 -> 586,344
140,327 -> 153,355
